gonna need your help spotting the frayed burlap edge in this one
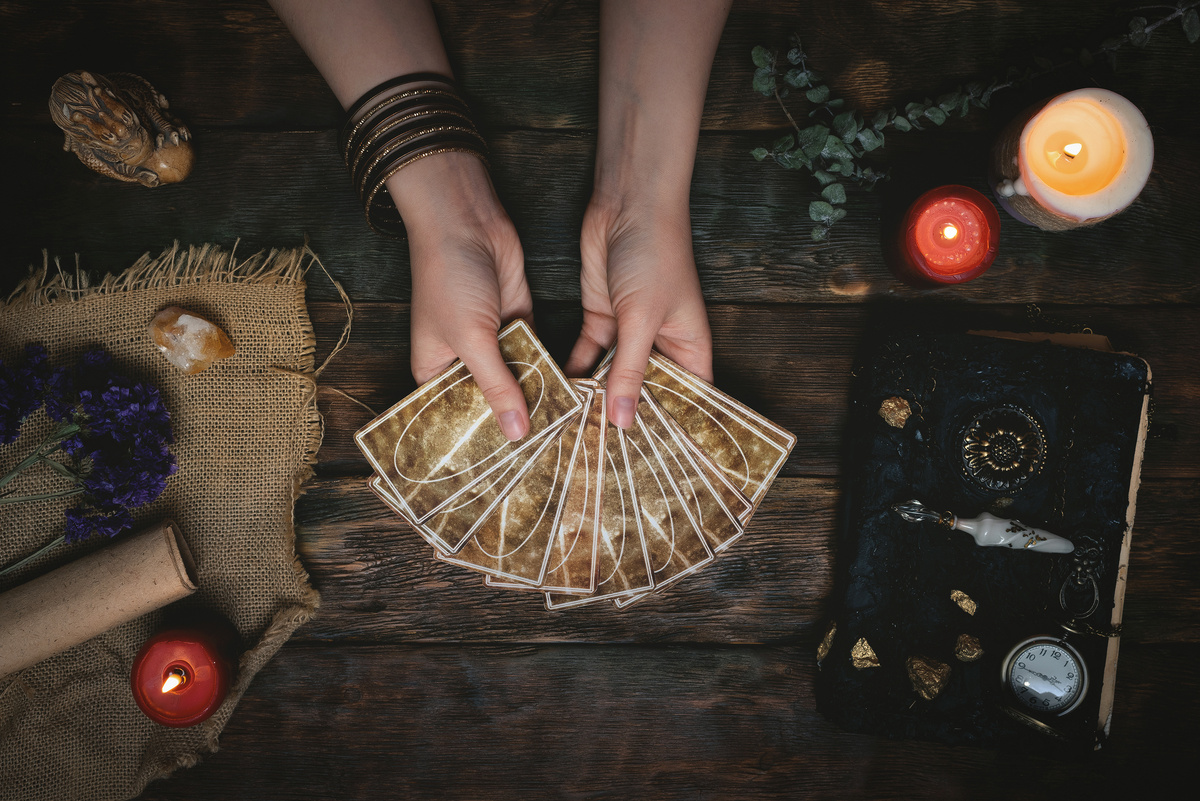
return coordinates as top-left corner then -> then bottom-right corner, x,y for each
5,242 -> 327,794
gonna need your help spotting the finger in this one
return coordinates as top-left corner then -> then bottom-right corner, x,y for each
656,335 -> 714,384
565,332 -> 606,378
459,334 -> 530,441
605,316 -> 657,429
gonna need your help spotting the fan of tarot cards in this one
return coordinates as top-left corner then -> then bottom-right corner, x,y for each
355,320 -> 795,610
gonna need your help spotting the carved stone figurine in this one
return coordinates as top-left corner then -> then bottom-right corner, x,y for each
49,70 -> 193,187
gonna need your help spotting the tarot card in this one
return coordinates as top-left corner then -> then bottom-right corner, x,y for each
367,425 -> 556,553
639,393 -> 746,553
618,396 -> 714,591
596,350 -> 794,517
487,382 -> 606,595
437,384 -> 595,585
356,319 -> 581,523
545,420 -> 652,609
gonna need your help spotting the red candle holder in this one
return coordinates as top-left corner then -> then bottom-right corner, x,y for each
895,185 -> 1001,285
131,614 -> 239,727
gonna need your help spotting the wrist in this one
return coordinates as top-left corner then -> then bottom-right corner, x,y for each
385,150 -> 499,232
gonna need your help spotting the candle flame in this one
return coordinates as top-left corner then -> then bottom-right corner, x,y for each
941,224 -> 959,241
161,667 -> 188,694
1063,142 -> 1083,158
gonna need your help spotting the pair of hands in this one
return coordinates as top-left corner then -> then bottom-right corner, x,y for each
397,152 -> 712,440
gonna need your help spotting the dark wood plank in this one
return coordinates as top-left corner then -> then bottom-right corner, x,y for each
134,642 -> 1196,800
4,1 -> 1199,134
4,129 -> 1199,305
292,476 -> 1197,646
308,302 -> 1200,482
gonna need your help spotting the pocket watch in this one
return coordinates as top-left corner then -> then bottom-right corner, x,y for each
1002,635 -> 1089,716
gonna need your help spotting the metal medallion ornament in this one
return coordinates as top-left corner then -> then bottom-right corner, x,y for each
960,405 -> 1046,491
1002,636 -> 1088,716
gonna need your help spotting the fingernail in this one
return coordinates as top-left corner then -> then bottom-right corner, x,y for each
613,396 -> 636,428
499,410 -> 527,441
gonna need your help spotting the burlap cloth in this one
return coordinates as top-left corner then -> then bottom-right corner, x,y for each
0,243 -> 323,801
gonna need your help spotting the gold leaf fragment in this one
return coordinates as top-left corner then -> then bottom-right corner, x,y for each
950,589 -> 977,616
850,637 -> 880,669
817,622 -> 836,663
878,396 -> 912,428
955,634 -> 984,662
906,655 -> 952,700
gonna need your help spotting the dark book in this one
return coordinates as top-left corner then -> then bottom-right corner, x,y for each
816,331 -> 1151,749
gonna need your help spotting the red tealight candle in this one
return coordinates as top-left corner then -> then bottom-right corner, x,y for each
896,185 -> 1001,285
131,616 -> 238,728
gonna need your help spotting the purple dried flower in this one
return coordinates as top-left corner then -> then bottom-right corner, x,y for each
1,345 -> 176,554
0,345 -> 49,443
63,504 -> 134,544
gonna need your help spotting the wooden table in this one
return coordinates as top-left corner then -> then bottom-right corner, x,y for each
3,2 -> 1197,798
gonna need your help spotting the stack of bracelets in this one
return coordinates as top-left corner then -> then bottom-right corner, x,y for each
339,72 -> 489,238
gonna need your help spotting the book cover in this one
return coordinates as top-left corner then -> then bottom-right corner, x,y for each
816,331 -> 1151,749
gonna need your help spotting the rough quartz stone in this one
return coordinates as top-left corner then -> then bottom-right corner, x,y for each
149,306 -> 235,374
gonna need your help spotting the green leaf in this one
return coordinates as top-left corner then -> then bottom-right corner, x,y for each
1128,16 -> 1149,47
813,170 -> 838,186
924,107 -> 948,125
1184,9 -> 1200,44
806,85 -> 831,104
871,110 -> 890,130
826,98 -> 846,110
772,134 -> 795,153
829,208 -> 848,223
784,68 -> 811,89
752,46 -> 774,69
752,71 -> 776,96
936,91 -> 962,112
892,115 -> 912,132
832,111 -> 859,142
964,82 -> 984,99
822,134 -> 854,162
904,101 -> 925,117
856,128 -> 883,151
811,225 -> 829,242
750,147 -> 769,161
822,183 -> 847,204
777,149 -> 812,170
797,124 -> 830,157
809,200 -> 835,223
786,46 -> 805,66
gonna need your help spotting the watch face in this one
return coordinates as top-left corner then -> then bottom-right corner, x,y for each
1004,637 -> 1088,716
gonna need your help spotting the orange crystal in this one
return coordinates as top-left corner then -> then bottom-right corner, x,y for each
149,306 -> 235,374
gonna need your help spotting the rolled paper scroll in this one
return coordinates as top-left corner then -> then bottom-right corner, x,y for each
892,500 -> 1074,554
0,521 -> 198,679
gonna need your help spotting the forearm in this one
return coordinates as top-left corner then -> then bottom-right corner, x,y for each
594,0 -> 732,207
268,0 -> 451,109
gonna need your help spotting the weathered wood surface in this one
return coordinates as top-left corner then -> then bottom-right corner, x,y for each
292,476 -> 1200,646
134,643 -> 1195,801
3,1 -> 1199,134
4,129 -> 1200,305
2,0 -> 1198,799
309,302 -> 1200,482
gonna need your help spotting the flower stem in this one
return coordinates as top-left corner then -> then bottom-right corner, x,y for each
0,534 -> 66,577
0,423 -> 80,492
0,487 -> 85,505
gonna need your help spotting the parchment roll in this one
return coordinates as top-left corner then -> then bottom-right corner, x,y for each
0,520 -> 198,679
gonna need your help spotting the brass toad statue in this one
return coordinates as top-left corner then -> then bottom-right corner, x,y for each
49,70 -> 193,187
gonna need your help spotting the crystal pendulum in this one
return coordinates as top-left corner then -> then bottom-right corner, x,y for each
891,500 -> 1074,554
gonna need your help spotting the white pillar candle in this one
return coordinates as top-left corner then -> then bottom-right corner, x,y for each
991,88 -> 1153,231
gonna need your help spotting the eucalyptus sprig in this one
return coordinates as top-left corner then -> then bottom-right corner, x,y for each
752,3 -> 1200,241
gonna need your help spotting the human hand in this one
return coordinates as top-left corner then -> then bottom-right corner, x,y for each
565,194 -> 713,428
392,152 -> 534,441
